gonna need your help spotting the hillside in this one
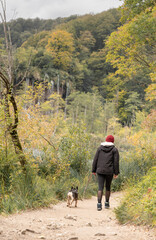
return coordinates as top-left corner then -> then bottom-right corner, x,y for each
0,8 -> 120,48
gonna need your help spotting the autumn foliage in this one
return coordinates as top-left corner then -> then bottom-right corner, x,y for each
0,0 -> 155,227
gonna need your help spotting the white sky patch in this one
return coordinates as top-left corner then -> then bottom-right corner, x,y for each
3,0 -> 123,21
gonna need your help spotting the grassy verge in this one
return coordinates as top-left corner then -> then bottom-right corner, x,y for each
0,168 -> 97,214
115,167 -> 156,227
0,169 -> 58,214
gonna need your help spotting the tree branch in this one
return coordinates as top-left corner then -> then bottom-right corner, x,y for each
9,93 -> 18,128
0,70 -> 9,90
133,50 -> 151,68
38,133 -> 57,150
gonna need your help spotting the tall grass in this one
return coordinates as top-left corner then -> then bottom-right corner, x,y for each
0,164 -> 57,214
115,167 -> 156,226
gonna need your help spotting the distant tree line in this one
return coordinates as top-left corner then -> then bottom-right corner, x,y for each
0,4 -> 155,125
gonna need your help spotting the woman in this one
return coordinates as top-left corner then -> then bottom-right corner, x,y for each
92,135 -> 119,210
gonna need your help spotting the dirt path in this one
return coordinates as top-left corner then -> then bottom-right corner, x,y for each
0,192 -> 155,240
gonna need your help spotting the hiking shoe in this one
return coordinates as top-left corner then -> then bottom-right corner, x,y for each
97,203 -> 102,211
105,202 -> 110,209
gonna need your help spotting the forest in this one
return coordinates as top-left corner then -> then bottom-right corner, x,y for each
0,0 -> 155,227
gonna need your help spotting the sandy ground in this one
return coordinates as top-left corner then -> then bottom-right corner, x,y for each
0,192 -> 155,240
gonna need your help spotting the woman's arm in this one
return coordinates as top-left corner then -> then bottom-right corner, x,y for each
113,147 -> 120,175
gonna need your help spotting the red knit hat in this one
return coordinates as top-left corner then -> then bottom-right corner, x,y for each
106,135 -> 114,143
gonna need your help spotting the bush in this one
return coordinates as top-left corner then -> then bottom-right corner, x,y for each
58,124 -> 91,177
115,167 -> 156,226
0,165 -> 57,214
112,134 -> 156,191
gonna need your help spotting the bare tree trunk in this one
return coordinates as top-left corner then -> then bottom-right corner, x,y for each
76,104 -> 79,123
4,130 -> 7,159
1,73 -> 27,170
0,0 -> 27,170
57,74 -> 60,115
104,101 -> 108,135
57,74 -> 60,95
4,89 -> 26,167
9,93 -> 26,167
72,111 -> 75,124
64,82 -> 69,119
0,0 -> 13,83
91,94 -> 95,133
10,128 -> 26,168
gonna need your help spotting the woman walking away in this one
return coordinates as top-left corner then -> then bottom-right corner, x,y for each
92,135 -> 119,211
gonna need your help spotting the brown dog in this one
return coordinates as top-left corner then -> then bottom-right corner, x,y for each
67,187 -> 78,207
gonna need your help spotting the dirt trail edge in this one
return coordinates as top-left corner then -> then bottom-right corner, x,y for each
0,192 -> 155,240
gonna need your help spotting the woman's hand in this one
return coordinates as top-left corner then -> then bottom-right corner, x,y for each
114,175 -> 118,179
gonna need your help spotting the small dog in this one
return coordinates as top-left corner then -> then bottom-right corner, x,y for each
67,186 -> 78,207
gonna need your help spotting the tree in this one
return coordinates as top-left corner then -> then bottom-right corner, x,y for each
66,91 -> 115,134
106,6 -> 156,71
124,91 -> 142,125
0,0 -> 26,169
77,31 -> 96,61
105,6 -> 156,110
21,31 -> 50,49
46,30 -> 75,71
120,0 -> 156,22
92,9 -> 121,50
145,72 -> 156,109
87,49 -> 115,95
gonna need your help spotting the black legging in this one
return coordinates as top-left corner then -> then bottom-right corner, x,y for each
97,174 -> 113,203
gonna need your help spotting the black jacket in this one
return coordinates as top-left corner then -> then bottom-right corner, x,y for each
92,143 -> 119,175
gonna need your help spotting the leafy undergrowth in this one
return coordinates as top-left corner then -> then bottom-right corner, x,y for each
0,174 -> 58,214
0,168 -> 97,214
115,167 -> 156,227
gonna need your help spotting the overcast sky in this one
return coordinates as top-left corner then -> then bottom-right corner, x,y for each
3,0 -> 123,21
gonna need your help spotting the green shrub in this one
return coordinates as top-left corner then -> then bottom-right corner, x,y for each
0,165 -> 57,214
115,167 -> 156,226
111,143 -> 156,191
58,124 -> 91,177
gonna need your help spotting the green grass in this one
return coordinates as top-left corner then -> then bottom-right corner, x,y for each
0,168 -> 97,214
115,167 -> 156,227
